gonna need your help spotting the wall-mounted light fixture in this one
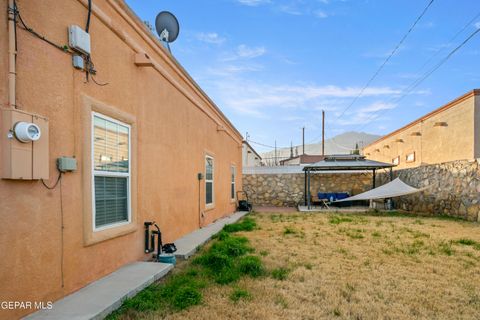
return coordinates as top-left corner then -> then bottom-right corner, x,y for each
434,121 -> 448,127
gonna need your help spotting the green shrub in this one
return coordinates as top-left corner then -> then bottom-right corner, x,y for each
109,271 -> 206,317
210,236 -> 252,257
454,238 -> 478,246
329,215 -> 353,225
439,241 -> 455,256
193,235 -> 259,285
171,286 -> 202,310
213,230 -> 231,240
108,231 -> 265,318
238,255 -> 264,277
159,273 -> 207,298
214,269 -> 241,284
283,226 -> 297,235
120,285 -> 163,312
271,267 -> 290,280
193,251 -> 233,271
230,289 -> 252,303
223,217 -> 257,233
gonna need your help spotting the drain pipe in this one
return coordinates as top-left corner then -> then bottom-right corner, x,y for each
8,0 -> 16,109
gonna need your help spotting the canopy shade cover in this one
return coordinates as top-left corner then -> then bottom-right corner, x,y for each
303,155 -> 394,172
334,178 -> 425,202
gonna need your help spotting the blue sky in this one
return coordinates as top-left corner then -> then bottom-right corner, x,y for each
126,0 -> 480,152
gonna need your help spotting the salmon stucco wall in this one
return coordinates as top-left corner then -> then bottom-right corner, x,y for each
363,91 -> 478,170
0,1 -> 243,319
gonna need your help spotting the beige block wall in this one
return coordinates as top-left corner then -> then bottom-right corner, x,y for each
474,95 -> 480,158
0,1 -> 242,319
364,93 -> 477,169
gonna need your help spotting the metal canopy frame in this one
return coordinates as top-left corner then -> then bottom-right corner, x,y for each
302,156 -> 395,209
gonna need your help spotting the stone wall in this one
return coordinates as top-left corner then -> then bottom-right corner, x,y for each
376,159 -> 480,221
242,173 -> 372,207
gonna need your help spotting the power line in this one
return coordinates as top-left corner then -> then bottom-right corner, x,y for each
414,10 -> 480,75
332,0 -> 435,124
357,25 -> 480,132
247,139 -> 289,150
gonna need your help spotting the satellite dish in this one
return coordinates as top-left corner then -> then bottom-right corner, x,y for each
155,11 -> 180,44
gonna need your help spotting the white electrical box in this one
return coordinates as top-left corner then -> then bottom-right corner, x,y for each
72,55 -> 84,70
68,25 -> 91,55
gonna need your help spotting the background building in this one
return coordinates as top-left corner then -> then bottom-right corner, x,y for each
242,140 -> 263,167
280,154 -> 325,166
364,89 -> 480,169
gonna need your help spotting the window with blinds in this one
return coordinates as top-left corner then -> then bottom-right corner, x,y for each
92,113 -> 131,230
231,166 -> 236,200
206,156 -> 214,205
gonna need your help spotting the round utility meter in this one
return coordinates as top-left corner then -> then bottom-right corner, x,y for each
14,122 -> 41,143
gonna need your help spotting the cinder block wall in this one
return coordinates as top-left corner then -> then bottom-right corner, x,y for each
376,159 -> 480,221
243,173 -> 372,207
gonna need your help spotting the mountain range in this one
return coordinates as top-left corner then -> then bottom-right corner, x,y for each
260,131 -> 381,163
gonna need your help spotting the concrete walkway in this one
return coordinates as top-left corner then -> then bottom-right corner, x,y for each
24,211 -> 249,320
174,211 -> 249,259
24,262 -> 173,320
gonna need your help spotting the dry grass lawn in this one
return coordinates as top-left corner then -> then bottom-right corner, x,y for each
150,212 -> 480,319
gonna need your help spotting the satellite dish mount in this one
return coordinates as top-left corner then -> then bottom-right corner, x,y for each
155,11 -> 180,53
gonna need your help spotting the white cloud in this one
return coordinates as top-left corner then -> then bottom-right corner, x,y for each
358,102 -> 396,113
236,0 -> 271,6
206,64 -> 263,76
210,78 -> 404,118
196,32 -> 226,45
237,44 -> 267,58
475,22 -> 480,29
279,5 -> 303,15
336,101 -> 396,126
223,45 -> 267,61
313,10 -> 328,18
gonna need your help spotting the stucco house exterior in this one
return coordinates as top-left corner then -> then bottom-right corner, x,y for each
242,140 -> 262,167
364,89 -> 480,169
0,1 -> 243,319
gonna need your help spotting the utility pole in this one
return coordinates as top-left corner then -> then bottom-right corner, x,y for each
322,110 -> 325,156
290,141 -> 293,158
302,127 -> 305,155
274,140 -> 277,166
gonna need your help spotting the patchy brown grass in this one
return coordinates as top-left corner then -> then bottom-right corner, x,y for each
148,212 -> 480,319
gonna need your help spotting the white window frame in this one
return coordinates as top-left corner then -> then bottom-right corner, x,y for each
392,156 -> 400,166
91,112 -> 132,232
205,155 -> 214,206
406,152 -> 415,163
231,165 -> 236,201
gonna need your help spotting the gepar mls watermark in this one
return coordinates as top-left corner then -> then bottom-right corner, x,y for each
1,301 -> 53,310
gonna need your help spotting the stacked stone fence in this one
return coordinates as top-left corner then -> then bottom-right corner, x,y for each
242,172 -> 371,207
376,159 -> 480,221
243,160 -> 480,221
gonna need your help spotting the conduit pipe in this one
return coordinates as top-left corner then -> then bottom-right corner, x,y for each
8,0 -> 16,108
